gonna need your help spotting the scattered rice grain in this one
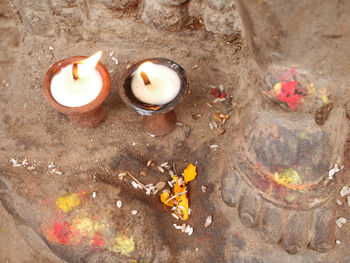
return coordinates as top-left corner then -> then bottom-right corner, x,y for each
188,227 -> 193,236
131,181 -> 139,189
131,210 -> 138,215
340,186 -> 350,197
172,213 -> 179,220
205,215 -> 212,228
160,162 -> 169,167
157,166 -> 165,173
336,217 -> 346,228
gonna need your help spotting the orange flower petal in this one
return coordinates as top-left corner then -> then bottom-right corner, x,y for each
184,163 -> 197,184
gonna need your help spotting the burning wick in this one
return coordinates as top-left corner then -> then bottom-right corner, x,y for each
72,63 -> 79,80
140,71 -> 151,86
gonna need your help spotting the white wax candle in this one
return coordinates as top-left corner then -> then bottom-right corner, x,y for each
131,62 -> 181,105
50,51 -> 103,107
50,64 -> 102,107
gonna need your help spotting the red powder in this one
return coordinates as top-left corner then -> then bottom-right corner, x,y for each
220,92 -> 227,98
91,231 -> 105,247
211,88 -> 220,98
53,220 -> 72,245
275,81 -> 304,110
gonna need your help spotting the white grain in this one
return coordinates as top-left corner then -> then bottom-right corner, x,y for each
171,213 -> 179,220
205,215 -> 212,228
157,166 -> 165,173
160,162 -> 169,167
131,181 -> 139,189
131,210 -> 138,215
336,217 -> 346,228
340,186 -> 350,197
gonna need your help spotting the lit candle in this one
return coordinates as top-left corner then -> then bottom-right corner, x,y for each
131,62 -> 181,105
50,51 -> 103,107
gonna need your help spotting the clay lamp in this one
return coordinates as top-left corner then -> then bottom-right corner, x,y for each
43,51 -> 110,128
118,58 -> 189,136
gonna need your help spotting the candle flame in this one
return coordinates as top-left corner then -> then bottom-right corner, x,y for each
74,51 -> 103,78
137,62 -> 156,88
140,71 -> 151,85
138,62 -> 156,79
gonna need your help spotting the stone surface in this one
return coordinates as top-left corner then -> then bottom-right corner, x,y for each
142,0 -> 190,31
221,168 -> 240,207
204,7 -> 241,35
99,0 -> 139,10
2,0 -> 350,261
205,0 -> 235,11
156,0 -> 189,6
9,0 -> 242,36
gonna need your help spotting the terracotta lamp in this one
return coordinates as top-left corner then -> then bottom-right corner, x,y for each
118,58 -> 189,136
43,54 -> 110,128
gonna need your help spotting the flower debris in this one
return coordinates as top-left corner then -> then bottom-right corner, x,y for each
209,112 -> 229,135
211,85 -> 226,99
160,163 -> 197,221
214,112 -> 230,123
